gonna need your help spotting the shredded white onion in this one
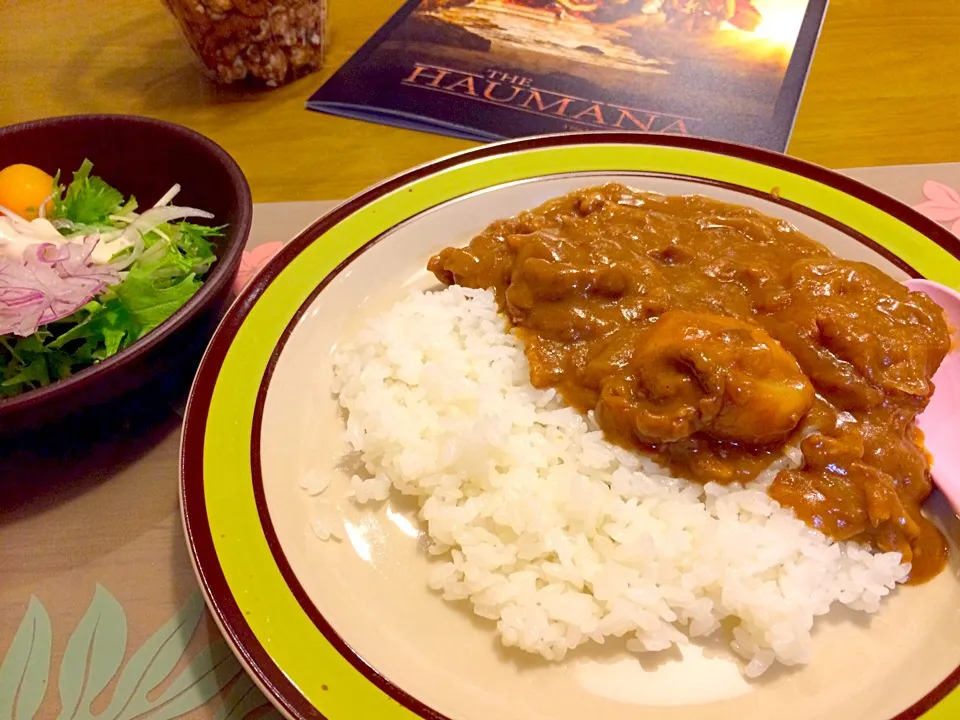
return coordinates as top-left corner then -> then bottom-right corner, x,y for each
106,205 -> 213,270
117,205 -> 213,246
111,234 -> 146,271
37,193 -> 55,220
137,238 -> 169,265
153,184 -> 181,208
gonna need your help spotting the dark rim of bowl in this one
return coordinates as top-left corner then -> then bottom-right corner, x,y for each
0,114 -> 252,413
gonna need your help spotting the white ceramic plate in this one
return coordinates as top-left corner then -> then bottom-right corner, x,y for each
181,133 -> 960,720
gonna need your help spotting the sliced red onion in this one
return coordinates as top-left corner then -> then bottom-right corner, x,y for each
0,287 -> 45,307
55,236 -> 95,267
28,243 -> 71,263
1,299 -> 44,337
54,238 -> 120,289
0,237 -> 121,337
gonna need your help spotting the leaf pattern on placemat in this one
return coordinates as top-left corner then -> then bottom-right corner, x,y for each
0,587 -> 272,720
213,674 -> 281,720
0,597 -> 51,720
101,591 -> 207,719
57,585 -> 128,720
140,640 -> 242,720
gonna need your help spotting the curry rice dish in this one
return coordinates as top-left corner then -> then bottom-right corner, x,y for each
332,184 -> 951,676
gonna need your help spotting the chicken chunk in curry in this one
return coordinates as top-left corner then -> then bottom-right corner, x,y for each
428,184 -> 952,584
582,310 -> 815,446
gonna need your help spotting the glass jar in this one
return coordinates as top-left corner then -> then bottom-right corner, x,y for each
162,0 -> 327,87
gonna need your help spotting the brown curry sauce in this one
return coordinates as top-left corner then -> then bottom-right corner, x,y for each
428,184 -> 951,584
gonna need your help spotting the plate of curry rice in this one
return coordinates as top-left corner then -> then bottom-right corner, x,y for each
180,133 -> 960,720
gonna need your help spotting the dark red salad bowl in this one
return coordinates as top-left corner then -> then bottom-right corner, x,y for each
0,114 -> 252,434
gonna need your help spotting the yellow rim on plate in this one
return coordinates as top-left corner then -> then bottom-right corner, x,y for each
180,133 -> 960,720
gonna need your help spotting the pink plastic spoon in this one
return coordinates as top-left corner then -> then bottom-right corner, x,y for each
904,278 -> 960,513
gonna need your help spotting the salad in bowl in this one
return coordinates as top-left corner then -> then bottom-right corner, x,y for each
0,159 -> 224,399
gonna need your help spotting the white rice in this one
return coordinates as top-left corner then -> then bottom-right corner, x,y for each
330,286 -> 909,678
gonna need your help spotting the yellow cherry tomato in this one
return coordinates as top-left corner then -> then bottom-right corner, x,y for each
0,163 -> 56,220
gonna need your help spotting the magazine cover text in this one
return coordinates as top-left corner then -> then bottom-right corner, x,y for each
309,0 -> 827,149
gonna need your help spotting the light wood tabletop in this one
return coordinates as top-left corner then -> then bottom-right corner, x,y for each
3,0 -> 960,202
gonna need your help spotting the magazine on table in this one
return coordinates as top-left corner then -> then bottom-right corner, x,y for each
307,0 -> 828,151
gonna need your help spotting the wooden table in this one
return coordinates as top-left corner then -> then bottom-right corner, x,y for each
2,0 -> 960,204
3,3 -> 960,719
